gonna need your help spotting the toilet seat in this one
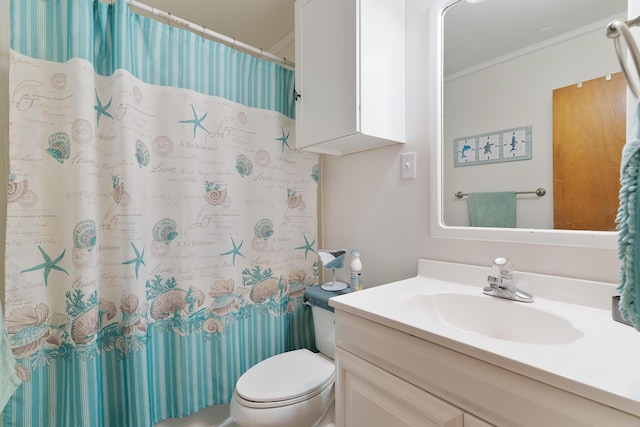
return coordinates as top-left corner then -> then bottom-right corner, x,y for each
234,349 -> 335,409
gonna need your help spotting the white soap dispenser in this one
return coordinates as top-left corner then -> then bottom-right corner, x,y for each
350,250 -> 363,291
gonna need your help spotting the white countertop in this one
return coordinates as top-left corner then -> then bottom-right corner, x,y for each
329,259 -> 640,417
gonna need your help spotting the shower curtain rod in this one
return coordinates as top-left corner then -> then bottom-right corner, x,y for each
128,0 -> 296,69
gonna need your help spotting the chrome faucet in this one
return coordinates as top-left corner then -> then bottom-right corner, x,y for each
483,257 -> 534,303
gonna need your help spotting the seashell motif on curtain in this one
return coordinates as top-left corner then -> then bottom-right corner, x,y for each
6,304 -> 62,360
150,288 -> 189,320
204,181 -> 227,206
209,278 -> 235,298
135,140 -> 150,168
69,299 -> 114,346
249,277 -> 283,303
202,317 -> 224,334
70,304 -> 99,345
7,178 -> 28,203
46,132 -> 71,164
185,286 -> 205,312
5,304 -> 49,334
208,187 -> 226,204
235,154 -> 253,177
100,298 -> 117,322
208,293 -> 239,316
110,176 -> 130,206
73,219 -> 97,252
10,324 -> 51,359
287,189 -> 304,209
7,175 -> 38,207
254,218 -> 274,240
120,294 -> 145,337
152,218 -> 178,244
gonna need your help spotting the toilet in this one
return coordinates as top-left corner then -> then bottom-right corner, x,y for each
229,287 -> 342,427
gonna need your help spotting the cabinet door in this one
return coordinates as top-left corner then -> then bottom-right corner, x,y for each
464,413 -> 495,427
294,0 -> 405,154
336,348 -> 463,427
295,0 -> 357,148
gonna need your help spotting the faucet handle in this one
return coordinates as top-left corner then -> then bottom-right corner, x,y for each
492,257 -> 512,279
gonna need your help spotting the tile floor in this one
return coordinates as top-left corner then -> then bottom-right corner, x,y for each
155,404 -> 239,427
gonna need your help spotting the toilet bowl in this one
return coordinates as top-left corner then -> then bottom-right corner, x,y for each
229,286 -> 343,427
230,349 -> 334,427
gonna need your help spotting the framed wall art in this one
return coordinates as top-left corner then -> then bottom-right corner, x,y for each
454,125 -> 532,167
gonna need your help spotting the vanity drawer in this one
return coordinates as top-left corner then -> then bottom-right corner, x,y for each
336,347 -> 464,427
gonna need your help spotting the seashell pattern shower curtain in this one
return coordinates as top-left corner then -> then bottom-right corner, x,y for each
3,0 -> 319,425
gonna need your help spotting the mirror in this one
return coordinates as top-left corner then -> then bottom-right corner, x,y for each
429,0 -> 628,248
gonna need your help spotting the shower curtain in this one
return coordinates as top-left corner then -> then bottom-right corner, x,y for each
3,1 -> 319,425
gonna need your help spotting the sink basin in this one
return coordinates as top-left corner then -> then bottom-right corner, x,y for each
410,293 -> 584,345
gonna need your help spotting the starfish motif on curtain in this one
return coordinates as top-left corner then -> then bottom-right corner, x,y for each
275,126 -> 290,152
21,245 -> 69,287
122,242 -> 146,279
295,235 -> 316,260
94,90 -> 114,127
179,104 -> 210,138
220,237 -> 245,266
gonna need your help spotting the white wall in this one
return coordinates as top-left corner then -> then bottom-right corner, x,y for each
443,30 -> 620,228
321,0 -> 430,287
320,0 -> 623,286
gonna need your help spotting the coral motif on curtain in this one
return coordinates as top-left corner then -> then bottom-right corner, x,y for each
4,0 -> 318,425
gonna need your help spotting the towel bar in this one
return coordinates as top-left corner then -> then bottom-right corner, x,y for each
455,188 -> 546,199
607,16 -> 640,99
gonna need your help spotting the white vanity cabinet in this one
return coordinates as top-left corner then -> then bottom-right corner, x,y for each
294,0 -> 405,155
334,313 -> 494,427
332,309 -> 639,427
337,348 -> 465,426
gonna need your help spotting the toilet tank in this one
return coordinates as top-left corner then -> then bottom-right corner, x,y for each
305,286 -> 352,360
311,305 -> 336,359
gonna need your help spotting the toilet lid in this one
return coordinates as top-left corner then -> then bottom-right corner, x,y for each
235,349 -> 334,404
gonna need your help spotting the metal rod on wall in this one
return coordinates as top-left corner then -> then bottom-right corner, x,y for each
607,16 -> 640,99
455,188 -> 546,199
128,0 -> 295,69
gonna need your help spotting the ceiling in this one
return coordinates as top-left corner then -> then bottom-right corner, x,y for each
443,0 -> 627,76
130,0 -> 627,73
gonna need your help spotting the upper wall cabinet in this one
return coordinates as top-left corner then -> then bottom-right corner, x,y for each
294,0 -> 405,155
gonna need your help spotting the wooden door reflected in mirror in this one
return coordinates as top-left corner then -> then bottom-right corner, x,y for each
552,73 -> 626,231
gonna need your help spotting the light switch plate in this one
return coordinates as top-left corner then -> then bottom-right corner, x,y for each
401,152 -> 416,180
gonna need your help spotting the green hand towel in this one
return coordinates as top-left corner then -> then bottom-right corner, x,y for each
468,192 -> 516,228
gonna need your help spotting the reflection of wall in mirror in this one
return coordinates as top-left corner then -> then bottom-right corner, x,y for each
443,28 -> 620,229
